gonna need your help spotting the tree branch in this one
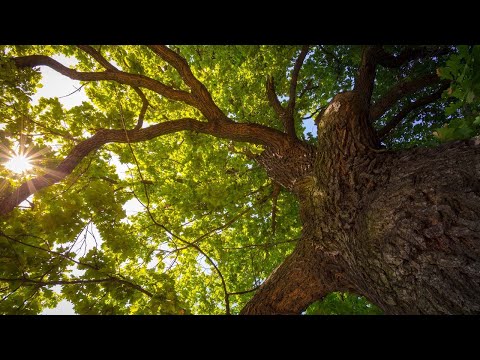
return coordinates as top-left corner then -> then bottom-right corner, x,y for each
377,82 -> 449,140
354,46 -> 452,109
281,45 -> 309,138
240,238 -> 339,314
266,75 -> 285,118
12,55 -> 196,106
0,277 -> 114,286
0,118 -> 290,217
228,285 -> 261,296
133,88 -> 149,130
77,45 -> 150,131
287,45 -> 309,114
264,46 -> 309,138
16,277 -> 154,297
147,45 -> 229,122
354,46 -> 383,107
318,45 -> 342,80
376,46 -> 453,68
171,185 -> 272,253
76,45 -> 118,71
370,73 -> 442,121
143,206 -> 231,314
0,231 -> 154,298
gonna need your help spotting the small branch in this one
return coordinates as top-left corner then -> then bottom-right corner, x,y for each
265,46 -> 309,138
318,45 -> 342,79
145,211 -> 231,315
228,284 -> 261,296
377,82 -> 449,140
58,84 -> 86,99
3,276 -> 154,298
370,73 -> 441,121
0,277 -> 113,286
0,231 -> 154,298
221,238 -> 297,251
299,82 -> 319,99
313,106 -> 327,123
0,100 -> 77,142
173,185 -> 271,252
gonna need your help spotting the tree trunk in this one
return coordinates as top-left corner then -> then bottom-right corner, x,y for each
243,92 -> 480,314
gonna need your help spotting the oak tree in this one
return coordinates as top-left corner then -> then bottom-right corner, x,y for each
1,45 -> 479,314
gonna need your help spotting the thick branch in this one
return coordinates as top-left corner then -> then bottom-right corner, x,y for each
354,46 -> 452,108
147,45 -> 229,122
147,45 -> 207,94
370,73 -> 441,121
12,55 -> 196,106
76,45 -> 118,71
0,119 -> 291,217
354,46 -> 382,107
286,46 -> 309,114
240,239 -> 338,314
377,82 -> 449,139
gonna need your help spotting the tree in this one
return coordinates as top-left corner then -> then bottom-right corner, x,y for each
0,45 -> 479,315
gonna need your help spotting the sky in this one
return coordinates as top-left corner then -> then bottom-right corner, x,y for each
22,52 -> 317,315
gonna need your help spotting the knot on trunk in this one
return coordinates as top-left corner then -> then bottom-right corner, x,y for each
256,142 -> 316,192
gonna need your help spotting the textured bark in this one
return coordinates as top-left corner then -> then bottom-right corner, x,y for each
354,139 -> 480,313
243,91 -> 480,314
239,237 -> 350,314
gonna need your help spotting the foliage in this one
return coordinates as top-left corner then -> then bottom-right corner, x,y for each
306,293 -> 383,315
434,45 -> 480,141
0,45 -> 476,315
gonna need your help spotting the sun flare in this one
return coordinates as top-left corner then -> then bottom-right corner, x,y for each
5,154 -> 33,174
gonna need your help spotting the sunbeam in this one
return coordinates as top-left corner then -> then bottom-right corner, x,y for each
5,154 -> 33,174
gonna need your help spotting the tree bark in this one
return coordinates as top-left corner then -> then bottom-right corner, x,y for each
239,237 -> 351,314
243,91 -> 480,314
